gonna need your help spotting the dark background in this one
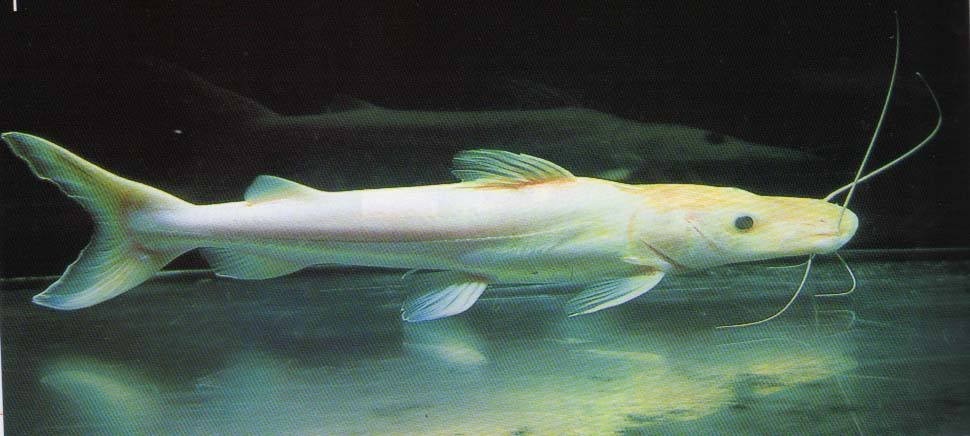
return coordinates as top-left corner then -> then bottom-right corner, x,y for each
2,1 -> 968,278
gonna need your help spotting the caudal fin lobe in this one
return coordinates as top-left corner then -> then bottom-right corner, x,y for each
3,132 -> 191,310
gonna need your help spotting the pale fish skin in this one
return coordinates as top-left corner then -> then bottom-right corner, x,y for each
2,132 -> 857,321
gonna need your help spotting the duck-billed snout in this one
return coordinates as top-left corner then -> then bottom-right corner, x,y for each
813,206 -> 858,253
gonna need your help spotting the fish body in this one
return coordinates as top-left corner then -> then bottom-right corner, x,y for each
141,178 -> 639,285
272,105 -> 806,165
148,61 -> 818,187
2,132 -> 856,320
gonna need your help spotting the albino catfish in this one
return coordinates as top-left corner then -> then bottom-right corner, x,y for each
3,24 -> 940,323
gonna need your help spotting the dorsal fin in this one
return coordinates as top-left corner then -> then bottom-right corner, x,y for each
451,149 -> 575,187
244,175 -> 321,203
327,95 -> 378,112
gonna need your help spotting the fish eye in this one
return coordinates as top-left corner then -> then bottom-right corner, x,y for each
734,215 -> 754,231
704,132 -> 726,145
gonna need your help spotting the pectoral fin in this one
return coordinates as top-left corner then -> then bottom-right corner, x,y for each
402,272 -> 489,322
567,272 -> 665,317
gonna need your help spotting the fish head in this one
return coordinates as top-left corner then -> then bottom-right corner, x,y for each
630,185 -> 858,270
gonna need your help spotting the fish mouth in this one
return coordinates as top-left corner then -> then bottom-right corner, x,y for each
811,234 -> 853,254
812,209 -> 858,250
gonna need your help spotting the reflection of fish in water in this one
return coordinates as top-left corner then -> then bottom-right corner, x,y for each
4,134 -> 857,319
403,318 -> 487,366
40,356 -> 163,433
146,60 -> 817,185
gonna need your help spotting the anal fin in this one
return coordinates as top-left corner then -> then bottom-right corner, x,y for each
200,248 -> 309,279
402,272 -> 489,322
567,271 -> 665,317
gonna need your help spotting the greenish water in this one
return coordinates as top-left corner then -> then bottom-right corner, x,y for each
3,250 -> 968,434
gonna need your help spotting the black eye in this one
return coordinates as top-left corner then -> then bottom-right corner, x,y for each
734,215 -> 754,230
705,132 -> 726,145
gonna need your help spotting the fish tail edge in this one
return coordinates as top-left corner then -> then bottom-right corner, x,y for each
3,132 -> 192,310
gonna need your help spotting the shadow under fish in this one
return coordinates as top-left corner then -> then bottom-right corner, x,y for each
141,59 -> 823,195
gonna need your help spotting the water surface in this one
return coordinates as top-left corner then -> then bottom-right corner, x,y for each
2,250 -> 967,434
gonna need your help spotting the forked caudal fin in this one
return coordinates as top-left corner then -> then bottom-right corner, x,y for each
3,132 -> 192,310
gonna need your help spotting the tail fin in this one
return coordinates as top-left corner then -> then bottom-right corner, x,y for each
140,58 -> 277,124
3,132 -> 192,310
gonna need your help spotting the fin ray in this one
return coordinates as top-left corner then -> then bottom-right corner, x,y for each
567,272 -> 665,316
200,248 -> 309,279
402,272 -> 489,322
452,149 -> 575,187
3,132 -> 192,309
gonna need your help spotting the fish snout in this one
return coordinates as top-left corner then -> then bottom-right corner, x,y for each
837,209 -> 860,240
811,208 -> 859,253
